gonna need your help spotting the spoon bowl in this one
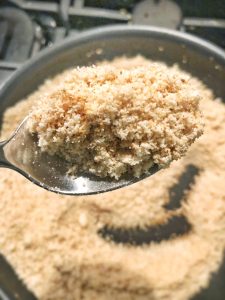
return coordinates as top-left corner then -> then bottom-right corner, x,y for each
0,118 -> 160,195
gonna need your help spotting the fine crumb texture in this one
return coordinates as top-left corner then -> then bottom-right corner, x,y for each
27,65 -> 203,179
0,56 -> 225,300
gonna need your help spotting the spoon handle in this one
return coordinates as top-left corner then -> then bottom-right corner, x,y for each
0,141 -> 10,167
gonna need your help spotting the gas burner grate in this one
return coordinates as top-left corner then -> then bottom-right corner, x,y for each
0,7 -> 35,83
0,0 -> 224,85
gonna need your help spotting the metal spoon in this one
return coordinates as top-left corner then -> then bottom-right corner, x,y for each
0,118 -> 159,195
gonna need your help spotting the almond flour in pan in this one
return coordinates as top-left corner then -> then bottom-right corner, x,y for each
27,64 -> 203,179
0,56 -> 225,300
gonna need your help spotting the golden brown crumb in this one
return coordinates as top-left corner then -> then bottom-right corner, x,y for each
28,65 -> 203,179
0,56 -> 225,300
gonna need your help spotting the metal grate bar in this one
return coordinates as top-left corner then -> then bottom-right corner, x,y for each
5,24 -> 33,62
73,0 -> 85,9
69,6 -> 131,21
11,0 -> 58,13
0,61 -> 21,70
0,21 -> 8,57
12,0 -> 130,21
0,7 -> 35,62
183,18 -> 225,29
59,0 -> 70,34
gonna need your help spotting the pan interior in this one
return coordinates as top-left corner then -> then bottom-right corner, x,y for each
0,27 -> 224,300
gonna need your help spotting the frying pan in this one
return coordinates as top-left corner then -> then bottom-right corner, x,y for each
0,25 -> 224,300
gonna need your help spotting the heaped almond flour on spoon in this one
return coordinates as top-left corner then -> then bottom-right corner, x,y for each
1,56 -> 225,300
27,64 -> 204,179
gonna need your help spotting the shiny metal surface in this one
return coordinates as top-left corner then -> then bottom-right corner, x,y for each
0,25 -> 225,299
0,117 -> 159,195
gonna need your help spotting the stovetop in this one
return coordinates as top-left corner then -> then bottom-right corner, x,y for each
0,0 -> 225,86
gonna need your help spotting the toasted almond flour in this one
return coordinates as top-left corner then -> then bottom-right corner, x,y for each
27,64 -> 203,179
0,56 -> 225,300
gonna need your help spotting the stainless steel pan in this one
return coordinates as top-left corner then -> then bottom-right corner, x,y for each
0,25 -> 224,300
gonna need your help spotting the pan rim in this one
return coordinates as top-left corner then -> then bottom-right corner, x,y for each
0,24 -> 224,98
